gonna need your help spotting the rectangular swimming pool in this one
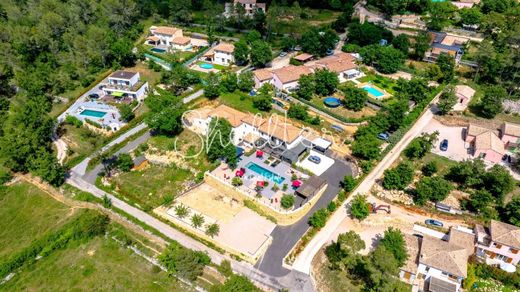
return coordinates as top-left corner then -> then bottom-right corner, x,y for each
80,109 -> 107,118
363,86 -> 385,98
151,47 -> 166,53
245,162 -> 285,185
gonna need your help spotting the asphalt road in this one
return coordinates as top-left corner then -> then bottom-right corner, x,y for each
256,157 -> 354,276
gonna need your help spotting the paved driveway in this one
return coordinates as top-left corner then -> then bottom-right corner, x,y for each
422,119 -> 472,162
296,150 -> 335,176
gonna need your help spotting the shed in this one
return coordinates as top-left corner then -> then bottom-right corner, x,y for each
132,156 -> 149,171
295,176 -> 327,201
281,142 -> 309,164
312,137 -> 332,152
294,53 -> 314,63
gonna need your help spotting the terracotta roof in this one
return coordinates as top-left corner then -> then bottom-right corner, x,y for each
153,26 -> 180,36
402,234 -> 421,274
172,36 -> 191,45
253,69 -> 273,81
147,36 -> 160,42
448,228 -> 475,257
213,42 -> 235,53
235,0 -> 258,4
419,236 -> 469,278
490,220 -> 520,249
258,115 -> 302,143
455,85 -> 475,99
272,65 -> 312,84
475,131 -> 505,154
317,58 -> 357,73
294,53 -> 313,62
501,122 -> 520,138
243,132 -> 260,144
208,104 -> 248,128
467,124 -> 492,137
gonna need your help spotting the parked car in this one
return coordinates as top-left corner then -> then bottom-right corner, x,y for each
279,51 -> 288,57
425,219 -> 444,227
440,139 -> 448,151
88,93 -> 100,99
377,132 -> 390,141
309,155 -> 321,164
294,45 -> 302,51
326,49 -> 334,56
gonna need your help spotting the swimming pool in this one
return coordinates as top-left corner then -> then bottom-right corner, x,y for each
151,47 -> 166,53
80,109 -> 107,118
245,162 -> 285,185
363,86 -> 385,98
199,63 -> 214,69
323,97 -> 341,108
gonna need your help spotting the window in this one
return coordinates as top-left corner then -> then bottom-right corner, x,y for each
494,243 -> 503,249
510,248 -> 519,254
496,254 -> 507,261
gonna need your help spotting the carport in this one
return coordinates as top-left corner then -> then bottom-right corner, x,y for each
281,142 -> 309,164
312,137 -> 332,153
295,176 -> 327,206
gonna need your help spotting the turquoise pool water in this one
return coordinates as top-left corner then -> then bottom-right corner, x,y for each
363,86 -> 385,98
80,109 -> 107,118
245,162 -> 285,184
151,47 -> 166,53
199,63 -> 214,69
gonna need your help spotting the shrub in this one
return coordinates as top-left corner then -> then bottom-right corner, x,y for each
337,190 -> 347,203
191,214 -> 205,228
421,161 -> 438,176
231,177 -> 243,186
174,204 -> 190,219
65,115 -> 83,128
281,195 -> 295,209
217,260 -> 233,277
159,242 -> 211,281
327,201 -> 337,212
341,176 -> 356,192
308,208 -> 329,228
350,194 -> 369,221
116,153 -> 134,172
0,169 -> 12,185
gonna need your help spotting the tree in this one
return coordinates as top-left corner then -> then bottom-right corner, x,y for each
326,230 -> 365,270
396,77 -> 430,103
191,214 -> 205,228
347,22 -> 393,47
233,41 -> 250,65
351,134 -> 382,160
351,194 -> 369,221
446,159 -> 486,187
204,72 -> 221,99
174,204 -> 190,218
314,69 -> 339,96
504,197 -> 520,227
421,161 -> 438,176
118,104 -> 134,121
426,2 -> 456,31
383,161 -> 414,190
478,86 -> 506,118
413,32 -> 431,60
392,34 -> 410,55
159,243 -> 210,281
459,7 -> 482,26
245,30 -> 261,44
297,74 -> 315,100
404,132 -> 438,159
341,175 -> 356,192
360,45 -> 405,74
220,72 -> 238,93
281,36 -> 297,51
414,176 -> 453,205
252,91 -> 272,111
482,165 -> 514,203
287,104 -> 309,121
300,27 -> 339,56
116,153 -> 134,172
102,195 -> 112,208
309,208 -> 329,228
468,189 -> 495,213
145,91 -> 185,135
437,86 -> 457,115
110,38 -> 136,67
380,227 -> 407,267
342,85 -> 368,111
205,223 -> 220,237
436,53 -> 455,83
218,274 -> 259,292
231,177 -> 243,186
237,71 -> 254,92
332,4 -> 354,32
250,40 -> 272,67
281,194 -> 295,209
206,118 -> 237,167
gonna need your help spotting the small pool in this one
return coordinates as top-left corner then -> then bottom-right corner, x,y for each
363,86 -> 385,98
199,63 -> 214,69
80,109 -> 107,118
151,47 -> 166,53
323,97 -> 341,108
245,162 -> 285,185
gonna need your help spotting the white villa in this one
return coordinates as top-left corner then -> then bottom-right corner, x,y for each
201,43 -> 235,66
146,26 -> 208,52
475,220 -> 520,271
224,0 -> 266,17
102,71 -> 149,101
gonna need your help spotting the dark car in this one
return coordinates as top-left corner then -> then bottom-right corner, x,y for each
309,155 -> 321,164
377,132 -> 390,141
425,219 -> 444,227
88,93 -> 100,99
440,139 -> 448,151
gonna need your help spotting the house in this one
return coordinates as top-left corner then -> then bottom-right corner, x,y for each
475,220 -> 520,271
473,131 -> 505,163
171,36 -> 192,51
314,52 -> 360,82
271,65 -> 313,91
224,0 -> 266,17
465,124 -> 492,143
500,122 -> 520,147
399,234 -> 421,285
102,71 -> 149,101
202,42 -> 235,66
453,85 -> 475,111
253,69 -> 274,88
147,26 -> 183,47
424,32 -> 467,63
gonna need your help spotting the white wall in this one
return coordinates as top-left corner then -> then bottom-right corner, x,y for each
417,263 -> 462,289
214,51 -> 234,65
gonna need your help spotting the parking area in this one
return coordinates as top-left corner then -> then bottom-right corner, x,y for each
422,119 -> 472,162
296,150 -> 335,176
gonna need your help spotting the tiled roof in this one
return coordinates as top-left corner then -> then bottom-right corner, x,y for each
258,116 -> 302,143
294,53 -> 313,62
501,122 -> 520,138
402,234 -> 421,274
448,228 -> 475,257
109,70 -> 137,80
172,36 -> 191,45
467,124 -> 492,137
272,65 -> 312,84
153,26 -> 180,35
475,131 -> 505,154
214,42 -> 235,53
420,235 -> 469,278
253,69 -> 273,81
490,220 -> 520,249
147,36 -> 160,42
208,104 -> 248,128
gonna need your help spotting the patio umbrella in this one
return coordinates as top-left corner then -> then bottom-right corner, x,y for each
292,180 -> 302,188
256,181 -> 265,187
235,169 -> 244,177
256,150 -> 264,158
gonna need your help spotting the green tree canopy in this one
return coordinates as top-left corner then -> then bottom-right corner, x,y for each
347,22 -> 393,47
206,118 -> 237,168
478,85 -> 506,118
414,176 -> 453,205
391,34 -> 410,55
342,85 -> 368,111
351,194 -> 370,221
504,197 -> 520,227
250,40 -> 272,67
145,91 -> 185,135
297,74 -> 316,100
383,161 -> 414,190
233,41 -> 250,65
300,27 -> 339,57
314,69 -> 339,96
380,227 -> 408,267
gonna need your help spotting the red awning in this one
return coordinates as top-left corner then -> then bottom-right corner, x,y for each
292,180 -> 302,187
235,169 -> 245,177
256,150 -> 264,157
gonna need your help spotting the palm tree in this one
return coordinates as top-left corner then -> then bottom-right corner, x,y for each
174,204 -> 190,219
205,223 -> 220,238
191,214 -> 205,229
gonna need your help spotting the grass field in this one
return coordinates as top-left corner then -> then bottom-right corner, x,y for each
59,124 -> 109,167
1,237 -> 191,291
0,182 -> 75,258
310,96 -> 378,120
357,72 -> 398,95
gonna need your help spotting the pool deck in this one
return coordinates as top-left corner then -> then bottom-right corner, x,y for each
357,82 -> 392,100
68,100 -> 122,128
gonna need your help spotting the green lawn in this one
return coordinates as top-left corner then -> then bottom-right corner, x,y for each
419,153 -> 458,175
0,182 -> 75,258
2,232 -> 192,291
218,91 -> 264,114
309,96 -> 378,120
195,61 -> 229,71
357,71 -> 398,95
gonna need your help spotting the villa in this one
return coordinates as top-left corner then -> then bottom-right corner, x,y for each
500,122 -> 520,148
475,220 -> 520,271
224,0 -> 266,18
464,122 -> 520,163
102,71 -> 149,102
146,26 -> 208,52
253,69 -> 274,88
271,65 -> 313,92
313,52 -> 360,82
424,32 -> 468,63
201,42 -> 235,66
